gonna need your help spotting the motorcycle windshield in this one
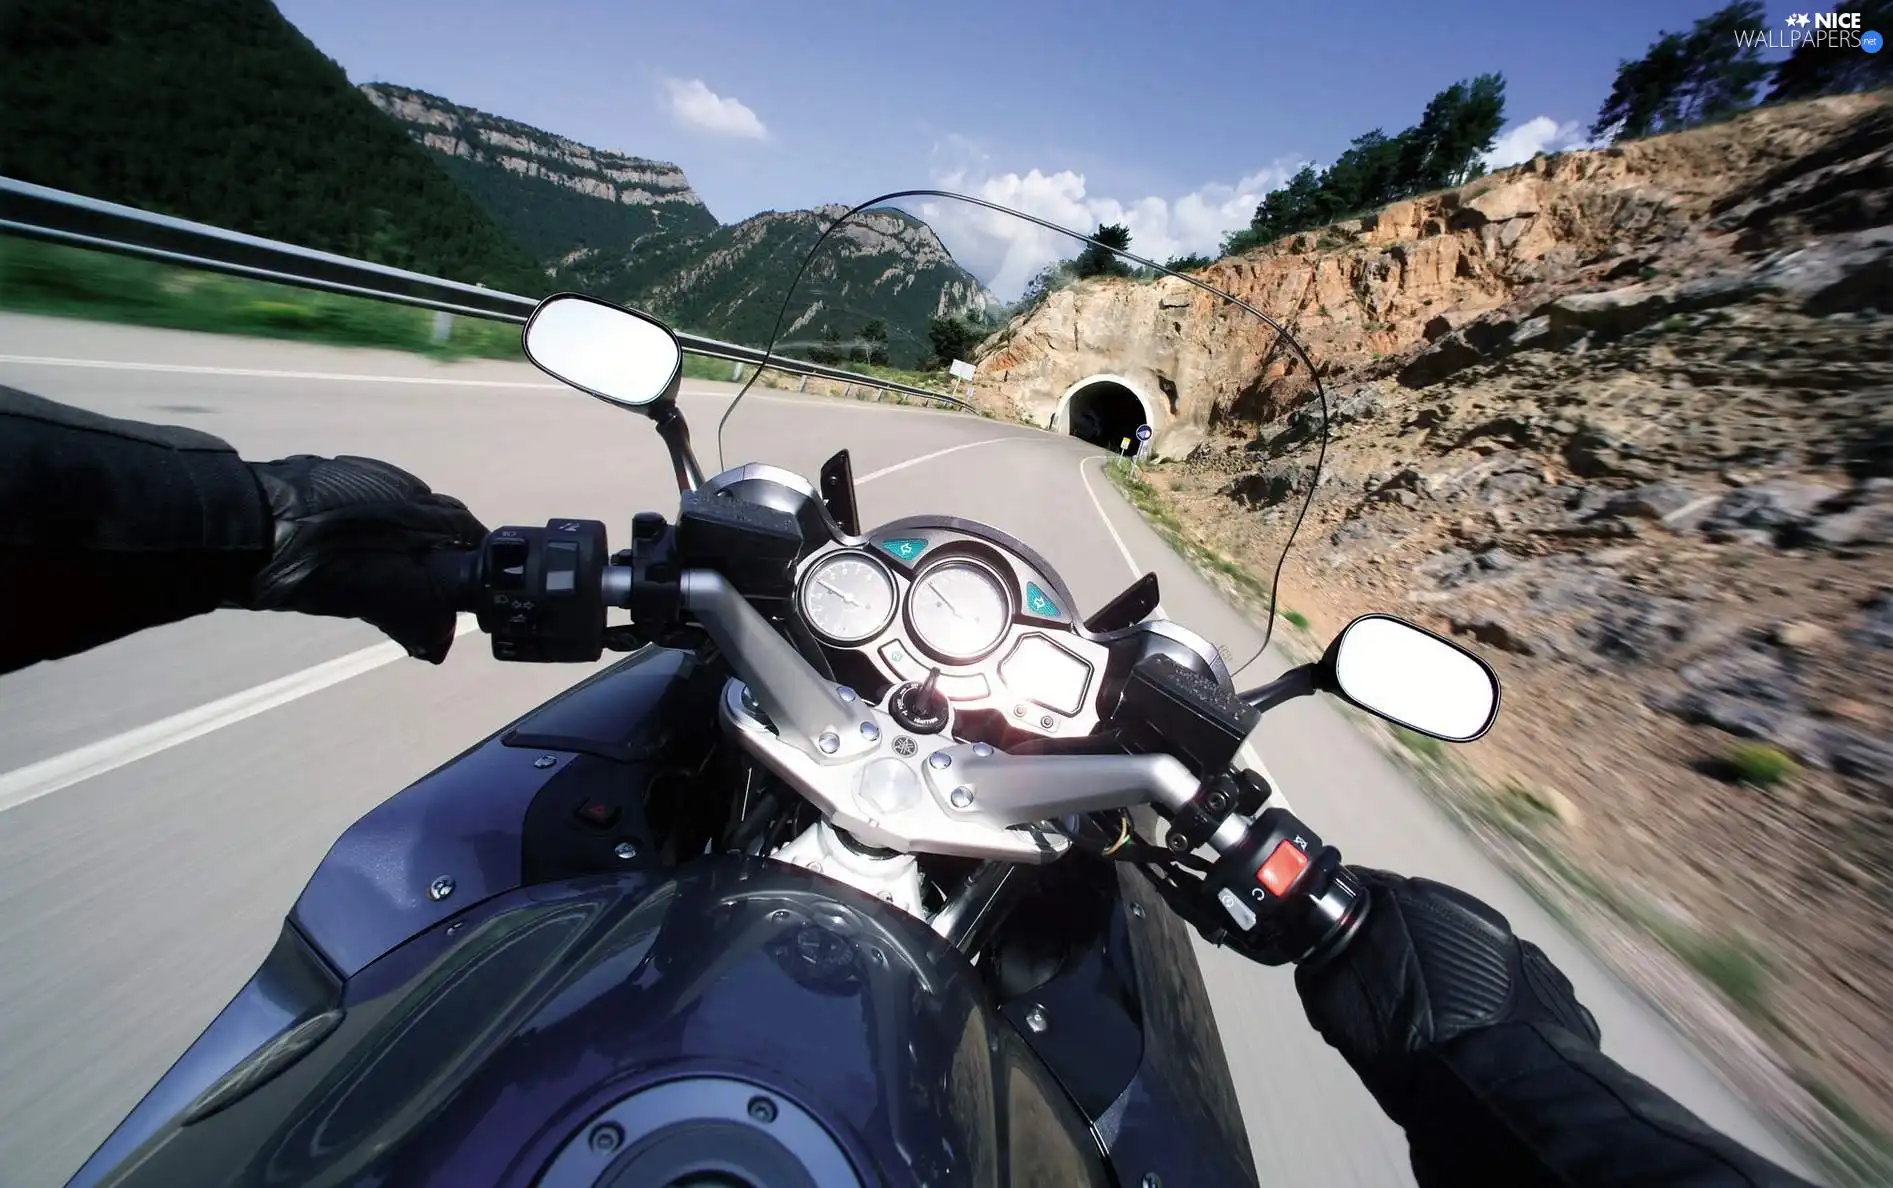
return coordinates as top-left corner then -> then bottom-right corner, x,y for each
712,190 -> 1329,661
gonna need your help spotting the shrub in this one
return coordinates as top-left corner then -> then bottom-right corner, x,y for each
1722,742 -> 1796,787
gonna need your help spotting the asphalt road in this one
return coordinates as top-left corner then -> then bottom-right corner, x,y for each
0,312 -> 1819,1186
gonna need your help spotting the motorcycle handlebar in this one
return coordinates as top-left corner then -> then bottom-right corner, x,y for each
445,522 -> 1367,968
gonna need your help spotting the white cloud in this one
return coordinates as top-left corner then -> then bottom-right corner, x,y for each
919,142 -> 1301,301
663,78 -> 768,140
1483,116 -> 1594,170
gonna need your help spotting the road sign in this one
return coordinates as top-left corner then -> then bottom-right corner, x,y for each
1135,423 -> 1153,442
1120,437 -> 1133,453
949,359 -> 976,381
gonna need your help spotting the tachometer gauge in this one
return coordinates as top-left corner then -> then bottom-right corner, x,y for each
908,560 -> 1011,661
800,553 -> 897,643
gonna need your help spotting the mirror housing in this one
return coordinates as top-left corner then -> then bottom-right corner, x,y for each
1317,614 -> 1500,742
522,293 -> 683,415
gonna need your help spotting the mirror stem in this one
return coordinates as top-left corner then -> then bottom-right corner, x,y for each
653,404 -> 704,493
1238,663 -> 1320,714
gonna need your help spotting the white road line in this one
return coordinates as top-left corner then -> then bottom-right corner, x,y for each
0,616 -> 479,814
0,354 -> 565,389
854,437 -> 1017,484
0,354 -> 983,419
1077,457 -> 1167,618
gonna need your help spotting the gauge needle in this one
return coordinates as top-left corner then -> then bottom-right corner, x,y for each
818,579 -> 861,608
931,586 -> 968,619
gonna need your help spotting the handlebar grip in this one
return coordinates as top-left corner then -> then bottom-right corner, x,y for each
428,548 -> 483,614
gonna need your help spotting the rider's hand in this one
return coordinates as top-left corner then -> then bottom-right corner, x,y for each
243,455 -> 487,663
1294,868 -> 1601,1128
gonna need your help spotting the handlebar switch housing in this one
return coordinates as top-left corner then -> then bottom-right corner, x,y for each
1112,654 -> 1260,776
1204,807 -> 1366,967
475,520 -> 610,662
675,490 -> 803,601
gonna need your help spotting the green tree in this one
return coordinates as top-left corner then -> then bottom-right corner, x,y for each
809,324 -> 842,365
1015,259 -> 1075,316
1591,3 -> 1769,142
1769,1 -> 1893,100
1074,223 -> 1134,279
923,316 -> 988,371
0,0 -> 540,291
1396,74 -> 1509,193
1319,130 -> 1409,217
1163,252 -> 1213,272
857,318 -> 890,365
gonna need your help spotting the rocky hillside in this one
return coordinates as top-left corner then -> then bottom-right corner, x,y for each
563,203 -> 996,364
367,83 -> 992,361
1069,92 -> 1893,1166
361,84 -> 718,265
976,92 -> 1891,459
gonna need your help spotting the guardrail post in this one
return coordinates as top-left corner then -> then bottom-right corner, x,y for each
431,310 -> 454,344
798,374 -> 808,393
732,361 -> 743,381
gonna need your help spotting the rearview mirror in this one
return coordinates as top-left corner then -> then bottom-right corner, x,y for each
522,293 -> 682,413
1322,614 -> 1499,742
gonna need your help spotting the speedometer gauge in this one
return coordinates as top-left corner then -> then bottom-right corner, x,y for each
801,554 -> 896,643
908,560 -> 1011,661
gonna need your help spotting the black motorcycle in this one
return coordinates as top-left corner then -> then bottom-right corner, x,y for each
70,195 -> 1500,1188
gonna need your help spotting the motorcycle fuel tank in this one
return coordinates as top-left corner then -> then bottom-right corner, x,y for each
80,858 -> 1113,1188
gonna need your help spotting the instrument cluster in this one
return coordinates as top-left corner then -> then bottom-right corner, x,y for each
796,523 -> 1108,738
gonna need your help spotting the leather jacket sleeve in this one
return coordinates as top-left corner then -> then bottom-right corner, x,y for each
1404,1021 -> 1821,1187
0,385 -> 269,675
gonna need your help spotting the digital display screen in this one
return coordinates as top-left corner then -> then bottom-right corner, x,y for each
999,634 -> 1092,717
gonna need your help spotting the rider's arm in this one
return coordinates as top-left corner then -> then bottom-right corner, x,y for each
1297,869 -> 1820,1187
0,386 -> 486,676
0,384 -> 270,673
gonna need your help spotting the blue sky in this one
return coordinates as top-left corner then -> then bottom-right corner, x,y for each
278,0 -> 1803,295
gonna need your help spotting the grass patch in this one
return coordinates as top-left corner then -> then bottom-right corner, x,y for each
1648,922 -> 1774,1018
1717,742 -> 1797,787
1284,609 -> 1310,630
1392,726 -> 1446,763
1102,458 -> 1275,609
1,235 -> 524,359
1499,779 -> 1565,827
1803,1076 -> 1893,1188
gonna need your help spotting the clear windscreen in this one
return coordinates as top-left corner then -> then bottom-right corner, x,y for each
712,191 -> 1329,665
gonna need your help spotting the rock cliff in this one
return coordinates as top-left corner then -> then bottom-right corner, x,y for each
977,92 -> 1891,459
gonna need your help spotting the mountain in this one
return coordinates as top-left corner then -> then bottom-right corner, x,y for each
562,204 -> 996,367
0,0 -> 540,292
358,84 -> 718,263
365,84 -> 994,364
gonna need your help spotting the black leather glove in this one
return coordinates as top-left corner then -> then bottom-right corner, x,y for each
243,455 -> 486,663
1294,868 -> 1600,1128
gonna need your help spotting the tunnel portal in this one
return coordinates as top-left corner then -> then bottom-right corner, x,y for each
1063,380 -> 1150,455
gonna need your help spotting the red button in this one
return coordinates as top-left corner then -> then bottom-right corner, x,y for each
1257,841 -> 1310,896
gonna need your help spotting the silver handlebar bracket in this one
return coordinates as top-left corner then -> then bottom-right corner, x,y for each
683,569 -> 880,765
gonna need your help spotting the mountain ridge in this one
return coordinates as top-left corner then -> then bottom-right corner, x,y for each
366,84 -> 994,363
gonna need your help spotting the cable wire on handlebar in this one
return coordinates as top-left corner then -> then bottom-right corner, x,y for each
716,190 -> 1330,678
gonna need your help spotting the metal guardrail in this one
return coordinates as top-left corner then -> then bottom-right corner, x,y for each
0,177 -> 970,410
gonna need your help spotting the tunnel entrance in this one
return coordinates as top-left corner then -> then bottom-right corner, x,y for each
1064,380 -> 1149,455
